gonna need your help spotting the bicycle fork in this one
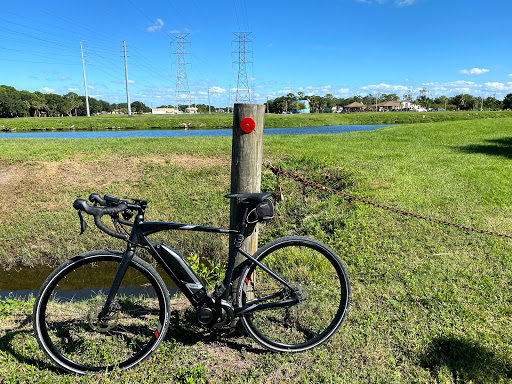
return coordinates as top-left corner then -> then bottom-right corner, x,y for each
98,244 -> 136,321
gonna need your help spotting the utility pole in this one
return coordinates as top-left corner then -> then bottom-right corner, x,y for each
232,32 -> 252,103
208,87 -> 211,114
228,85 -> 232,113
80,41 -> 90,117
122,41 -> 132,116
172,33 -> 191,114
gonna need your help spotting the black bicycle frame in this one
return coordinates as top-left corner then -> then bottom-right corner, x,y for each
100,203 -> 298,320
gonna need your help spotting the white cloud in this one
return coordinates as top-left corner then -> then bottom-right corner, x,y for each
360,83 -> 408,92
210,86 -> 226,93
356,0 -> 416,5
128,80 -> 135,84
42,87 -> 55,93
420,80 -> 512,97
147,19 -> 164,32
396,0 -> 416,6
483,82 -> 512,91
459,68 -> 490,75
508,74 -> 512,77
68,88 -> 80,91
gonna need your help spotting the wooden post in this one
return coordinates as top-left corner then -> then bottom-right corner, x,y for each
229,103 -> 265,289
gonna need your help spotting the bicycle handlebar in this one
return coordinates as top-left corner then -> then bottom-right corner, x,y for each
73,198 -> 129,240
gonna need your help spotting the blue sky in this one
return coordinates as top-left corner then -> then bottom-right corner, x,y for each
1,0 -> 511,107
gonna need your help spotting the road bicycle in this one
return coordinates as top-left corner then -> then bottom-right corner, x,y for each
33,192 -> 350,375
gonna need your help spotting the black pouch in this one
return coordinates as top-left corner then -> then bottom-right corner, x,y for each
247,199 -> 274,224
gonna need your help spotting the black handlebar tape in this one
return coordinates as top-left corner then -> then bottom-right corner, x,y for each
73,199 -> 129,240
93,215 -> 128,240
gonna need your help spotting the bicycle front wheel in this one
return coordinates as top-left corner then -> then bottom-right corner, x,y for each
33,250 -> 171,375
236,236 -> 350,352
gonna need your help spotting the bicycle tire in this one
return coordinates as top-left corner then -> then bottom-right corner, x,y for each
33,250 -> 171,375
236,236 -> 350,352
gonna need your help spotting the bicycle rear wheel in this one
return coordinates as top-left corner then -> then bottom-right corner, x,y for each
33,250 -> 170,375
236,236 -> 350,352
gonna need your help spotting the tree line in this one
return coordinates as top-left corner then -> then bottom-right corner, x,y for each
0,85 -> 151,118
267,92 -> 512,113
3,84 -> 512,118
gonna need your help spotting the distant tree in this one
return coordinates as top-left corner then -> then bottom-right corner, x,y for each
433,96 -> 448,108
0,85 -> 28,117
309,95 -> 326,113
484,96 -> 499,110
451,94 -> 476,110
503,93 -> 512,110
100,100 -> 113,113
63,92 -> 83,116
402,93 -> 414,101
290,101 -> 306,113
76,96 -> 102,115
361,94 -> 375,108
30,92 -> 46,117
131,101 -> 151,113
44,93 -> 66,117
380,93 -> 400,102
324,93 -> 335,110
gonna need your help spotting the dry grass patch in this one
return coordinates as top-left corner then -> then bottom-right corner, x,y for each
0,153 -> 228,219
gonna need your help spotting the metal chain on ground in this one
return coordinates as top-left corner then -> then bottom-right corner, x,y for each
263,160 -> 512,240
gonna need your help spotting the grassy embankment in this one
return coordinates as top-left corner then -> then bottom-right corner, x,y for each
1,110 -> 512,131
1,117 -> 512,382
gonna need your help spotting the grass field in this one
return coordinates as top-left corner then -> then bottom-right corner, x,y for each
1,110 -> 512,131
1,117 -> 512,382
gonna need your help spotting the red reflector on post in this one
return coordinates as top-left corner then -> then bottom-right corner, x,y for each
240,117 -> 256,133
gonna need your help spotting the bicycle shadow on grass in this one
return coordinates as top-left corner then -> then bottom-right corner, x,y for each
419,336 -> 512,382
455,137 -> 512,160
164,307 -> 266,354
0,315 -> 61,374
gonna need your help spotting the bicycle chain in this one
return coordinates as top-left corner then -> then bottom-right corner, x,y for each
263,160 -> 512,240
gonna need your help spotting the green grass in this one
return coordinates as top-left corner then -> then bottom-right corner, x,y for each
1,117 -> 512,382
1,110 -> 512,131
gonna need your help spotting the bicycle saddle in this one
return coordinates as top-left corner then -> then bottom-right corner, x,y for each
224,192 -> 271,202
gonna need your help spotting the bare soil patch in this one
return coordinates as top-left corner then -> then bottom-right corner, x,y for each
0,153 -> 227,218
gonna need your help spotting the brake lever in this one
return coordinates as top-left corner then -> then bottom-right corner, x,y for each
77,210 -> 87,235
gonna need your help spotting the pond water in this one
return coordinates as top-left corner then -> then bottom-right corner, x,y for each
0,124 -> 388,139
0,264 -> 179,300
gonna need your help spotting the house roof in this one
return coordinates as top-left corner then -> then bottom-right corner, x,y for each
344,102 -> 365,108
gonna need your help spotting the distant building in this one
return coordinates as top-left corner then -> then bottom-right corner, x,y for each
185,107 -> 198,114
371,100 -> 421,111
152,107 -> 176,114
344,102 -> 366,112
